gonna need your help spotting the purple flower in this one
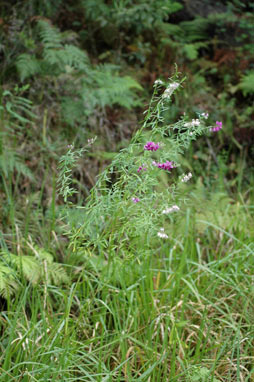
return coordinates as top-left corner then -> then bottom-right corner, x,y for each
137,164 -> 147,173
132,197 -> 140,203
153,160 -> 174,171
210,121 -> 222,132
144,141 -> 160,151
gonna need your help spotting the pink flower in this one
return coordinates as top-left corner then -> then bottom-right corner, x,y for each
132,197 -> 140,203
137,164 -> 147,173
153,160 -> 174,171
210,121 -> 222,132
144,141 -> 160,151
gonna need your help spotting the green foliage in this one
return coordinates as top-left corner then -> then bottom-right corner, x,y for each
0,1 -> 254,380
0,246 -> 69,297
0,87 -> 35,179
83,0 -> 182,34
0,264 -> 18,298
63,75 -> 212,256
16,19 -> 142,128
57,145 -> 88,203
238,71 -> 254,96
187,366 -> 220,382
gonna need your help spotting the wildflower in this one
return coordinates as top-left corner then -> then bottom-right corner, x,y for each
132,197 -> 140,203
137,164 -> 147,173
87,137 -> 96,146
210,121 -> 222,132
154,79 -> 163,86
181,172 -> 192,183
162,205 -> 180,214
157,228 -> 169,239
162,82 -> 179,99
192,119 -> 200,126
184,119 -> 200,128
201,112 -> 209,119
144,141 -> 160,151
153,160 -> 174,171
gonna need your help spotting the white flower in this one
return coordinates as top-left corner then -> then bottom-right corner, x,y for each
87,137 -> 96,146
181,172 -> 192,182
154,79 -> 163,85
157,228 -> 169,239
201,112 -> 209,119
191,119 -> 200,126
162,205 -> 180,214
162,82 -> 179,98
184,119 -> 200,128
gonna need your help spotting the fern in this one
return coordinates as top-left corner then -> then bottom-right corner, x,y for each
0,149 -> 33,179
16,54 -> 41,81
43,45 -> 89,73
58,45 -> 89,71
87,65 -> 143,108
0,88 -> 35,180
37,20 -> 62,49
2,89 -> 36,127
0,263 -> 18,298
0,247 -> 69,297
180,18 -> 210,42
5,254 -> 42,284
16,19 -> 141,125
238,72 -> 254,96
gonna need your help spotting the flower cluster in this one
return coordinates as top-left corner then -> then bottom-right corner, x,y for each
184,119 -> 200,128
162,205 -> 180,214
144,141 -> 160,151
137,164 -> 147,173
162,82 -> 179,99
153,160 -> 174,171
132,197 -> 140,203
210,121 -> 222,132
181,172 -> 192,183
157,228 -> 168,239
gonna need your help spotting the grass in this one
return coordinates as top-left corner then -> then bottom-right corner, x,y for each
1,196 -> 254,381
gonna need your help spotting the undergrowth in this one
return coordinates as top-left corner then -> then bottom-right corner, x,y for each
0,75 -> 253,381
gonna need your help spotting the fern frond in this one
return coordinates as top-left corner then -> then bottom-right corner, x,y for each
238,72 -> 254,96
3,253 -> 41,284
47,262 -> 69,285
16,54 -> 41,81
2,250 -> 70,287
44,45 -> 89,72
86,65 -> 143,109
37,20 -> 62,49
27,241 -> 54,263
0,263 -> 18,298
0,150 -> 34,179
61,45 -> 90,71
180,17 -> 209,42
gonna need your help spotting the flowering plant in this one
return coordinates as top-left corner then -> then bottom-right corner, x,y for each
60,72 -> 222,257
